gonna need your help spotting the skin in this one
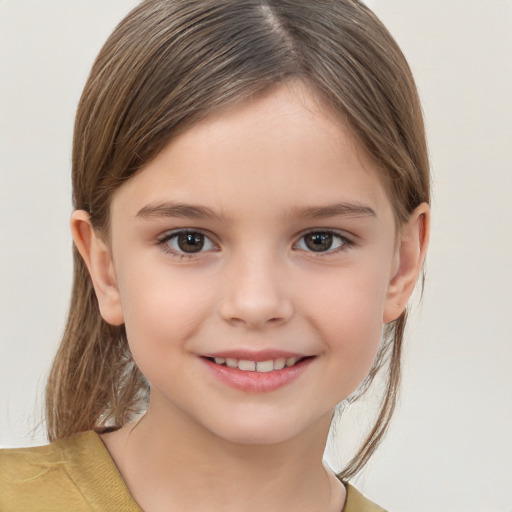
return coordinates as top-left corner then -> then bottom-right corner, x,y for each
72,83 -> 429,512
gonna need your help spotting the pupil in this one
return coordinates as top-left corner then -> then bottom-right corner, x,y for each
306,233 -> 332,252
178,232 -> 204,253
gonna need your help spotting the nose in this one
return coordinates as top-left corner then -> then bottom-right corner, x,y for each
218,253 -> 294,329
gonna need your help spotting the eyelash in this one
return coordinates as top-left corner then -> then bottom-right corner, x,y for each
157,229 -> 218,260
157,228 -> 354,259
294,229 -> 354,255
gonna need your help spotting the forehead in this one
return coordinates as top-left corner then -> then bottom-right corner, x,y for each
110,84 -> 393,223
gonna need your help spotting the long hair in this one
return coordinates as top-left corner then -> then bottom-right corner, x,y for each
46,0 -> 430,480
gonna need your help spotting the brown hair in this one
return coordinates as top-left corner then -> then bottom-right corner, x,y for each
46,0 -> 429,480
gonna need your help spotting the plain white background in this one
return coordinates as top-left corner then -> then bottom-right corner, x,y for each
0,1 -> 511,511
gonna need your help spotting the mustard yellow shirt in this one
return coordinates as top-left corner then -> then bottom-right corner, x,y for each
0,431 -> 386,511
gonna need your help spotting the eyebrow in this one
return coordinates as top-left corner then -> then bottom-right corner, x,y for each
294,202 -> 376,219
136,202 -> 225,221
135,201 -> 376,221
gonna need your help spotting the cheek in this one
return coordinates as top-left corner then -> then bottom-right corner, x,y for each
115,264 -> 215,365
300,267 -> 389,388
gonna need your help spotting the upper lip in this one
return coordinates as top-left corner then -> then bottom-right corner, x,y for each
202,349 -> 311,362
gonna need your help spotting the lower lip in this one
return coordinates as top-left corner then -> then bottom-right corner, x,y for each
202,357 -> 314,393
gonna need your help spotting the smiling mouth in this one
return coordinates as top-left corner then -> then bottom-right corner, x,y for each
203,356 -> 311,373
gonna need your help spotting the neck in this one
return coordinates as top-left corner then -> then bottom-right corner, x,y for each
102,394 -> 345,512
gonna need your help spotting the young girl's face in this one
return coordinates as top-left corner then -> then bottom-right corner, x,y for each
93,84 -> 409,445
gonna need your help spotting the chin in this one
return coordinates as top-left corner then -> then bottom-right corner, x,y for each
217,428 -> 300,447
203,409 -> 330,447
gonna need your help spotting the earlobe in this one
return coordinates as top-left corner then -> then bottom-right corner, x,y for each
383,203 -> 430,324
70,210 -> 124,326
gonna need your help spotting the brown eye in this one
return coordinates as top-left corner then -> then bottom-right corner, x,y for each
296,231 -> 349,253
176,232 -> 205,253
162,230 -> 215,255
303,233 -> 333,252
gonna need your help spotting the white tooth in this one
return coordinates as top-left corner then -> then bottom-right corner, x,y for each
273,358 -> 286,370
238,359 -> 256,371
226,358 -> 238,368
285,357 -> 298,367
214,357 -> 226,365
256,360 -> 274,373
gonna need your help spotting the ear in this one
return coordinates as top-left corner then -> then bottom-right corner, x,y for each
383,203 -> 430,323
70,210 -> 124,326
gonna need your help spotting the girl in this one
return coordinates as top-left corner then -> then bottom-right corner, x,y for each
0,1 -> 430,510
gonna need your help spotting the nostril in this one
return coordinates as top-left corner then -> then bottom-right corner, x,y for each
217,286 -> 294,328
226,317 -> 247,327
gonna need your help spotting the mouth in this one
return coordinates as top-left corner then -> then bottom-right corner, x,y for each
200,350 -> 315,392
203,356 -> 312,373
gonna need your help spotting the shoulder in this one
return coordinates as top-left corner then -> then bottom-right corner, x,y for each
343,482 -> 388,512
0,431 -> 141,511
0,431 -> 94,510
1,430 -> 93,471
